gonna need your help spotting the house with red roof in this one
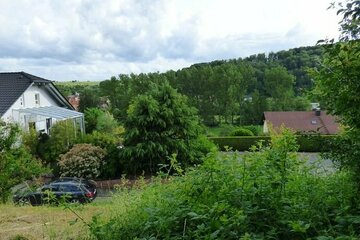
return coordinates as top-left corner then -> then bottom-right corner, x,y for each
263,110 -> 340,135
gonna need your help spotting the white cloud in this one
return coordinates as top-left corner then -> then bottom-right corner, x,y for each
0,0 -> 340,80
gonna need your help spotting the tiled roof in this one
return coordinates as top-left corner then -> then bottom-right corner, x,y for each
264,111 -> 340,134
0,72 -> 52,116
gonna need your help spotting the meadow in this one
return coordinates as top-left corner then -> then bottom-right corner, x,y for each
0,201 -> 109,240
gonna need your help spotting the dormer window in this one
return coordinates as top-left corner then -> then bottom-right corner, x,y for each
35,93 -> 40,105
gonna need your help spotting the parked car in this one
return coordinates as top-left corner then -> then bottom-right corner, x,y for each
51,177 -> 97,197
13,180 -> 97,206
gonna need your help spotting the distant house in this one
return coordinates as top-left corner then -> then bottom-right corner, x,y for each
67,93 -> 80,111
263,110 -> 340,135
0,72 -> 84,134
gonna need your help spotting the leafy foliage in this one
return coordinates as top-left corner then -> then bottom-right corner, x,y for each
58,143 -> 106,179
312,0 -> 360,189
0,120 -> 45,203
58,45 -> 324,127
90,130 -> 360,239
122,82 -> 215,174
84,108 -> 119,134
37,120 -> 78,174
81,131 -> 123,178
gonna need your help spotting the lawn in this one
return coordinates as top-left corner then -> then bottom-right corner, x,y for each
0,199 -> 111,240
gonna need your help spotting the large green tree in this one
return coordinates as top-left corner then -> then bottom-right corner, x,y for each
312,0 -> 360,187
264,66 -> 296,110
122,82 -> 214,174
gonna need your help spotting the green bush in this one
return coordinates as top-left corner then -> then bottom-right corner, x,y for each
89,129 -> 360,239
242,125 -> 262,136
296,134 -> 335,152
231,128 -> 254,136
210,135 -> 336,152
81,131 -> 123,179
0,120 -> 45,203
58,144 -> 106,179
37,120 -> 78,175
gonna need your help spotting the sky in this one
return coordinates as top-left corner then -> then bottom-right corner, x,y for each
0,0 -> 341,81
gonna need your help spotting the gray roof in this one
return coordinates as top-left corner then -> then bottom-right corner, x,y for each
0,72 -> 71,116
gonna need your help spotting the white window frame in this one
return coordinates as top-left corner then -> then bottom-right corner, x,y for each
35,93 -> 40,105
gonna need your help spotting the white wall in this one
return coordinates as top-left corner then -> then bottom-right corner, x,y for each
263,120 -> 269,134
2,84 -> 61,132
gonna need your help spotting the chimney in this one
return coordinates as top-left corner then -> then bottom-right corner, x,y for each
315,108 -> 321,116
311,103 -> 320,111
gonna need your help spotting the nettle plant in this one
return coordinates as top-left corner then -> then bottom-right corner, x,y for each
58,144 -> 106,179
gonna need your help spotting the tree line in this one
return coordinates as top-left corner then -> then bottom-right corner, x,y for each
57,45 -> 324,126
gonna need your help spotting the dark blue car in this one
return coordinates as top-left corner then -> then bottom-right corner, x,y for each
13,180 -> 97,206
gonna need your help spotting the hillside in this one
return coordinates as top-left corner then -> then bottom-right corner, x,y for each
57,45 -> 325,125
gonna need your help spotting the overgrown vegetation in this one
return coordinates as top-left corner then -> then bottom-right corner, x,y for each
89,129 -> 360,239
312,0 -> 360,189
0,120 -> 45,203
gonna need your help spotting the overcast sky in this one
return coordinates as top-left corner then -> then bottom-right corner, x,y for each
0,0 -> 340,81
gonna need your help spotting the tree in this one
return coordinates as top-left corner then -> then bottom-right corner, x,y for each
37,120 -> 77,175
264,66 -> 295,110
0,121 -> 45,203
84,108 -> 118,134
312,0 -> 360,188
84,108 -> 104,134
78,87 -> 101,112
122,82 -> 214,174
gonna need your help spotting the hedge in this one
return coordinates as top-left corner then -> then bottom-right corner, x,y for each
209,135 -> 336,152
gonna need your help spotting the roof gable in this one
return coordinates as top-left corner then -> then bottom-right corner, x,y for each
0,72 -> 32,116
0,72 -> 73,116
263,111 -> 340,134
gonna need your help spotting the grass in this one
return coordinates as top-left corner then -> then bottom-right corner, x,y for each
0,199 -> 111,240
205,124 -> 237,137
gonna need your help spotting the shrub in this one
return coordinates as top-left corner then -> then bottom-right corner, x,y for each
0,120 -> 45,203
81,131 -> 123,178
231,128 -> 254,136
242,125 -> 262,136
210,135 -> 336,152
89,129 -> 360,239
37,120 -> 78,174
58,144 -> 106,179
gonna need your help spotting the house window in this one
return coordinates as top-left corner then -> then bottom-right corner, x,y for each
35,93 -> 40,105
20,97 -> 23,106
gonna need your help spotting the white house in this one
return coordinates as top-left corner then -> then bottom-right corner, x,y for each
0,72 -> 84,134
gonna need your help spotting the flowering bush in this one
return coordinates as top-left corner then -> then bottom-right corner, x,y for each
58,144 -> 106,179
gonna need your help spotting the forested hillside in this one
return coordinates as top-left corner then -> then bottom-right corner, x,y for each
56,45 -> 324,126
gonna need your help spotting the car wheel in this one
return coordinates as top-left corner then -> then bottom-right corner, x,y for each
29,196 -> 40,206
